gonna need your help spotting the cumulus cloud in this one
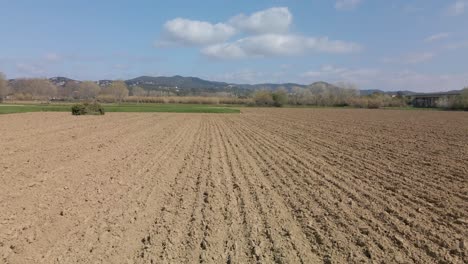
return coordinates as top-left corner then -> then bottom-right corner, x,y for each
446,1 -> 466,16
424,32 -> 450,43
158,18 -> 236,46
335,0 -> 363,10
202,34 -> 362,59
156,7 -> 362,60
228,7 -> 292,34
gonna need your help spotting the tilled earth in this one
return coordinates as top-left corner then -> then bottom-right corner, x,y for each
0,108 -> 467,264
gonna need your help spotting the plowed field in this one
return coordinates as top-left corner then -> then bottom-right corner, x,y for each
0,108 -> 467,263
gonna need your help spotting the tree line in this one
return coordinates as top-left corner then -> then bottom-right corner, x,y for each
252,84 -> 406,108
0,73 -> 130,102
0,71 -> 466,109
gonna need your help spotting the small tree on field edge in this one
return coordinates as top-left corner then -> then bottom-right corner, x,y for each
0,72 -> 8,102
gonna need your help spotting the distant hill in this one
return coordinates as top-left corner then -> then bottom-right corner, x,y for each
123,76 -> 343,94
49,77 -> 78,87
7,75 -> 456,96
126,75 -> 230,89
231,83 -> 307,91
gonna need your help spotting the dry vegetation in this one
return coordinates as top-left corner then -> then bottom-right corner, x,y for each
436,88 -> 468,110
0,108 -> 466,263
100,95 -> 253,105
0,72 -> 8,102
1,73 -> 467,109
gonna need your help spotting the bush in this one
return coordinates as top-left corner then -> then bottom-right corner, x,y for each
346,97 -> 368,108
254,91 -> 275,106
71,102 -> 105,115
367,98 -> 384,109
272,90 -> 288,107
434,89 -> 468,111
253,90 -> 288,107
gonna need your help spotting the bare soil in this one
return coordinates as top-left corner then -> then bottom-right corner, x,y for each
0,108 -> 467,263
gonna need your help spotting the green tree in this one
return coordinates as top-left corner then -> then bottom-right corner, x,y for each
455,88 -> 468,110
253,90 -> 274,106
272,89 -> 288,107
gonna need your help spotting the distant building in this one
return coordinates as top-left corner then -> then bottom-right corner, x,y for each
410,91 -> 461,108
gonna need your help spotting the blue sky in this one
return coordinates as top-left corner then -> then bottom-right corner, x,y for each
0,0 -> 467,91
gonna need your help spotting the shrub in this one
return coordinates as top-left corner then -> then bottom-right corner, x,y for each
96,94 -> 115,103
272,90 -> 288,107
71,102 -> 105,115
451,88 -> 468,110
254,91 -> 275,106
346,97 -> 368,108
386,97 -> 407,107
121,96 -> 253,105
13,92 -> 33,101
434,89 -> 468,111
367,98 -> 384,109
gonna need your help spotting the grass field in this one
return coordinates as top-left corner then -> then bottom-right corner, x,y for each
0,103 -> 240,114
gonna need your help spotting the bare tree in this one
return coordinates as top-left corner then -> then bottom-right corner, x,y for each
132,86 -> 146,103
59,81 -> 80,99
132,86 -> 146,97
10,78 -> 57,100
0,72 -> 9,102
102,81 -> 129,103
78,81 -> 101,100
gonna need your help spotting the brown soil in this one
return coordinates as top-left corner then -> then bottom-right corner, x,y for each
0,109 -> 467,263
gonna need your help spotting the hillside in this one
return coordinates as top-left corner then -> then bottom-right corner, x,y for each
7,75 -> 447,96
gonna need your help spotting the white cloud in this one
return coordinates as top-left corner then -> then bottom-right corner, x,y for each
229,7 -> 292,34
424,32 -> 450,43
446,1 -> 466,16
202,34 -> 362,59
158,18 -> 236,46
335,0 -> 363,10
382,52 -> 435,64
156,7 -> 362,60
